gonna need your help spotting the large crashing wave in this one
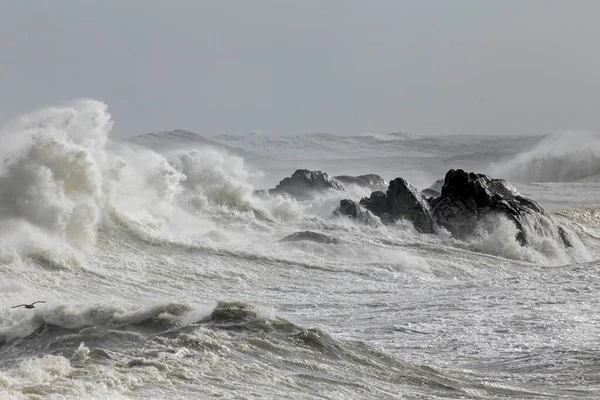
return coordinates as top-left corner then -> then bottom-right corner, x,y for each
0,100 -> 307,262
172,149 -> 255,212
0,102 -> 189,256
488,131 -> 600,182
0,100 -> 191,258
0,100 -> 110,253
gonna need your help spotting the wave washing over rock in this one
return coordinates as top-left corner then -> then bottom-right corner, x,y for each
0,101 -> 599,399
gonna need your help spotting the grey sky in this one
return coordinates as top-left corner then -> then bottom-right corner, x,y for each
1,1 -> 599,137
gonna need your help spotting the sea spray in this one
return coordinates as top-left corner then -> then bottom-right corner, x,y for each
171,149 -> 255,212
466,213 -> 591,265
0,100 -> 111,252
488,131 -> 600,182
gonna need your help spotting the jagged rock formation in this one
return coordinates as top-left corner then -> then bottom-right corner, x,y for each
267,169 -> 344,200
335,168 -> 574,248
336,199 -> 363,219
429,169 -> 571,246
338,178 -> 436,233
333,199 -> 382,227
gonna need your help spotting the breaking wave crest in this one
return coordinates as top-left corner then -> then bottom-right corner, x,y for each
488,131 -> 600,182
0,100 -> 110,252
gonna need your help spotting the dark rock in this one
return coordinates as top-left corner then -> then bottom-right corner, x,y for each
339,178 -> 436,233
334,168 -> 576,249
268,169 -> 344,200
386,178 -> 436,234
334,174 -> 387,191
430,169 -> 551,245
279,231 -> 341,245
359,191 -> 389,218
439,169 -> 522,206
333,199 -> 382,226
336,199 -> 362,219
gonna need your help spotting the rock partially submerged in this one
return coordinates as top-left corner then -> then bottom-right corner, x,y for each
334,174 -> 387,191
335,199 -> 364,219
333,199 -> 382,226
386,178 -> 436,234
429,169 -> 567,246
263,168 -> 573,249
359,191 -> 388,217
267,169 -> 344,200
335,168 -> 574,248
338,178 -> 435,233
279,231 -> 341,244
259,170 -> 387,200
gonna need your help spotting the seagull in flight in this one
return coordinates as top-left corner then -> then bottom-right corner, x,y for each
11,301 -> 46,309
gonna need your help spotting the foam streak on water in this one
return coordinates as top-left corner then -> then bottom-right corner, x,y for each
0,101 -> 599,399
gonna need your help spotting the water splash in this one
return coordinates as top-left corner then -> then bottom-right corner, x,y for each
488,131 -> 600,182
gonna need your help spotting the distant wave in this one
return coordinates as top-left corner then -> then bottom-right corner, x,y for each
128,129 -> 262,159
488,131 -> 600,182
361,132 -> 418,141
211,132 -> 549,165
211,131 -> 432,159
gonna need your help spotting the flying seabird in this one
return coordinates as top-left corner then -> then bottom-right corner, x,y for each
11,301 -> 46,309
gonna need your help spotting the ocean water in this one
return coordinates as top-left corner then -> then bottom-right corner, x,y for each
1,100 -> 599,399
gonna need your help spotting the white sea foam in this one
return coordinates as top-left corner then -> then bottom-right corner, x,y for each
466,214 -> 590,265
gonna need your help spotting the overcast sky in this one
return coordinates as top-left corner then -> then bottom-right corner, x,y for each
1,1 -> 599,137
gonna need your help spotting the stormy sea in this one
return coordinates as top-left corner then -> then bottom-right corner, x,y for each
1,100 -> 599,399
